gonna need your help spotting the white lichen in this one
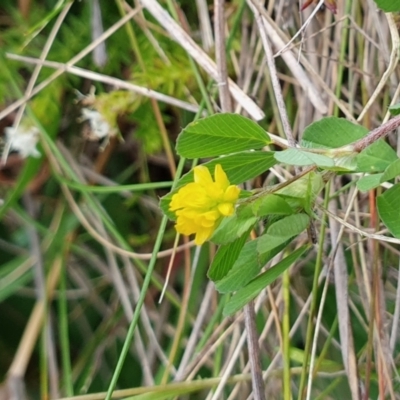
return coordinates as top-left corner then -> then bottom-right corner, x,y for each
81,108 -> 113,140
4,126 -> 41,158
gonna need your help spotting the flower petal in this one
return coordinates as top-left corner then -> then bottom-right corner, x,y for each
169,163 -> 240,245
223,185 -> 241,202
193,165 -> 213,185
214,164 -> 229,189
170,184 -> 207,210
175,215 -> 198,235
218,202 -> 234,216
195,227 -> 213,245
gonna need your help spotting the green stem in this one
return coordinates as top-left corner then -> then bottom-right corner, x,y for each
58,251 -> 73,396
104,215 -> 169,400
226,0 -> 246,53
297,180 -> 330,400
312,315 -> 338,377
104,156 -> 187,399
283,268 -> 292,400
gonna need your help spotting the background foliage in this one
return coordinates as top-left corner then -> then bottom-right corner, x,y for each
1,0 -> 400,399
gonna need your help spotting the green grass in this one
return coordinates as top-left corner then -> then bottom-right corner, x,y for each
1,1 -> 400,399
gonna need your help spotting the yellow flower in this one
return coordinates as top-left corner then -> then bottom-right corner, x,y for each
170,164 -> 241,245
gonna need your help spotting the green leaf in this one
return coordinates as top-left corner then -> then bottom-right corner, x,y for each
275,172 -> 324,213
0,157 -> 44,220
179,152 -> 277,187
252,194 -> 293,217
389,103 -> 400,116
211,207 -> 257,245
214,241 -> 260,293
214,240 -> 288,293
176,114 -> 271,158
0,257 -> 33,303
356,174 -> 383,192
373,0 -> 400,12
356,140 -> 398,173
330,154 -> 358,172
289,348 -> 343,372
223,245 -> 310,315
257,214 -> 310,254
301,117 -> 368,149
276,172 -> 324,199
127,377 -> 229,399
381,159 -> 400,183
274,148 -> 334,167
160,151 -> 277,218
357,158 -> 400,192
377,184 -> 400,238
208,231 -> 249,281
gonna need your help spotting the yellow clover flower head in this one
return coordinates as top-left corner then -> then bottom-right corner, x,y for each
170,164 -> 240,245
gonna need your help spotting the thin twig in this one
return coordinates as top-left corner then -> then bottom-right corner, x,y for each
321,183 -> 360,400
357,13 -> 400,122
352,114 -> 400,152
5,53 -> 201,114
50,142 -> 197,260
160,236 -> 194,384
0,7 -> 142,123
247,0 -> 328,115
248,0 -> 295,146
214,3 -> 264,396
91,0 -> 107,67
390,258 -> 400,353
196,0 -> 214,51
275,0 -> 325,58
1,1 -> 73,164
209,329 -> 248,400
244,301 -> 266,400
94,223 -> 155,385
140,0 -> 264,120
214,0 -> 232,113
23,193 -> 60,398
7,257 -> 63,379
175,281 -> 215,380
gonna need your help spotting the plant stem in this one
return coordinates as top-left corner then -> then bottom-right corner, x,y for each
297,180 -> 330,400
249,0 -> 295,147
104,216 -> 169,400
244,301 -> 266,400
353,114 -> 400,152
282,269 -> 291,400
214,0 -> 232,113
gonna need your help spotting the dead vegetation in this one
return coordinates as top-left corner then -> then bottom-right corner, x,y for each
0,1 -> 400,399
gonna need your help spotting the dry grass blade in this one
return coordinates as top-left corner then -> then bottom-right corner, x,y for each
327,182 -> 360,400
247,0 -> 328,115
0,6 -> 142,122
5,54 -> 201,114
357,13 -> 400,122
140,0 -> 265,120
1,1 -> 73,164
2,2 -> 400,400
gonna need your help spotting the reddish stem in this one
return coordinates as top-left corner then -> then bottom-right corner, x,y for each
353,114 -> 400,152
